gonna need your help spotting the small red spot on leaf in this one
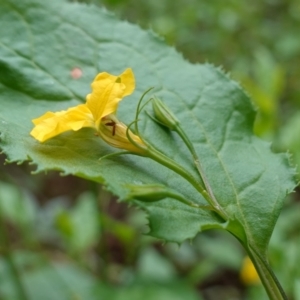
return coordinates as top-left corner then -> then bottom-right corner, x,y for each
71,67 -> 82,79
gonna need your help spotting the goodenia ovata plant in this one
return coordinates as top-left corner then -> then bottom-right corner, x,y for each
0,0 -> 297,299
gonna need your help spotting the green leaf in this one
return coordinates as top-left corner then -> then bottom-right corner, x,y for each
55,192 -> 100,254
0,0 -> 296,257
0,181 -> 37,229
137,248 -> 177,281
23,264 -> 101,300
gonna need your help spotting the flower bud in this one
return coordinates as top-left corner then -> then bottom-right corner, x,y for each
240,257 -> 260,285
125,183 -> 208,208
99,114 -> 146,155
152,96 -> 179,130
125,184 -> 176,202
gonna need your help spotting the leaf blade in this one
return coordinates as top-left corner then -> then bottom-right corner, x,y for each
0,0 -> 296,249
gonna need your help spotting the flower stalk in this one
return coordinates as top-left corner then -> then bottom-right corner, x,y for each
246,245 -> 288,300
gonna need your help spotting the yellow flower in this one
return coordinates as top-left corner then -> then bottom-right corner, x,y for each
30,68 -> 146,154
240,256 -> 260,285
30,68 -> 135,142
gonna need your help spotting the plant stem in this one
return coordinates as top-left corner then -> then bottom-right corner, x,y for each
175,126 -> 228,217
145,145 -> 228,221
247,245 -> 288,300
0,211 -> 29,300
177,120 -> 287,299
131,94 -> 228,220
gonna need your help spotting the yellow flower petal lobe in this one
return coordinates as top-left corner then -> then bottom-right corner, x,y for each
66,105 -> 94,130
30,104 -> 94,142
119,68 -> 135,96
86,68 -> 135,126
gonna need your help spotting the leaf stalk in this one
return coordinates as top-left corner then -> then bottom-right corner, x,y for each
246,245 -> 288,300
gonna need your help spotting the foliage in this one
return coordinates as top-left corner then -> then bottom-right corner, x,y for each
86,0 -> 300,105
87,0 -> 300,175
0,0 -> 299,299
0,0 -> 296,246
1,180 -> 299,299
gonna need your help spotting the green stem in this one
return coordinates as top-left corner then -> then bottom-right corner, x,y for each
0,211 -> 29,300
146,145 -> 205,196
131,93 -> 228,220
145,145 -> 228,220
175,125 -> 229,220
247,245 -> 288,300
126,120 -> 227,219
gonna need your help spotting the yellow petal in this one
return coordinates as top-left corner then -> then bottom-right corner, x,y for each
30,104 -> 94,142
65,105 -> 94,130
119,68 -> 135,97
86,68 -> 135,126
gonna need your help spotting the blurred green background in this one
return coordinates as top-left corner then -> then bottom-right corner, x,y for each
1,0 -> 300,299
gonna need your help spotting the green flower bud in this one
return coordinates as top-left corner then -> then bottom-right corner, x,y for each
125,184 -> 173,202
124,183 -> 204,208
152,96 -> 179,130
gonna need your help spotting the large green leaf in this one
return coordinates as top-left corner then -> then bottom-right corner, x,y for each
0,0 -> 296,255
